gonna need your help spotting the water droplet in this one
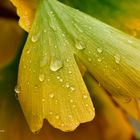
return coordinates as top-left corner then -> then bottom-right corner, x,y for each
49,111 -> 53,115
15,85 -> 20,94
55,115 -> 60,119
44,29 -> 47,33
128,40 -> 133,44
70,99 -> 74,103
72,104 -> 76,108
114,54 -> 121,64
88,58 -> 92,62
68,115 -> 72,118
50,59 -> 63,72
70,86 -> 75,92
48,12 -> 57,31
27,49 -> 30,54
88,51 -> 91,54
75,40 -> 86,50
68,71 -> 72,74
49,93 -> 54,98
85,104 -> 89,107
97,58 -> 102,62
97,48 -> 103,53
83,95 -> 87,99
65,83 -> 70,88
57,76 -> 60,79
42,98 -> 45,102
61,123 -> 64,127
59,78 -> 63,82
39,74 -> 45,82
31,33 -> 40,42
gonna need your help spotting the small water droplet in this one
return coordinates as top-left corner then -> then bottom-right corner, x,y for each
75,40 -> 86,50
70,86 -> 75,92
57,76 -> 60,79
49,93 -> 54,98
50,59 -> 63,72
88,58 -> 92,62
44,29 -> 47,33
97,48 -> 103,53
68,115 -> 72,118
88,51 -> 91,54
114,54 -> 121,64
83,95 -> 87,99
49,111 -> 53,115
31,33 -> 40,42
85,104 -> 89,107
55,115 -> 60,119
128,40 -> 133,44
97,58 -> 102,62
27,49 -> 30,54
70,99 -> 74,103
65,83 -> 70,88
59,78 -> 63,82
42,98 -> 45,102
48,12 -> 57,31
39,74 -> 45,82
72,104 -> 76,108
61,123 -> 64,127
47,78 -> 50,81
15,85 -> 20,94
68,71 -> 72,74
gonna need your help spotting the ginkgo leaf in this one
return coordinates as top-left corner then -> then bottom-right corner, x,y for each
10,0 -> 38,32
17,0 -> 140,133
83,72 -> 135,140
112,97 -> 140,121
17,0 -> 95,133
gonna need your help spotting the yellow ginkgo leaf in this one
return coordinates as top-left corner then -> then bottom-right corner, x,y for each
84,73 -> 135,140
10,0 -> 38,32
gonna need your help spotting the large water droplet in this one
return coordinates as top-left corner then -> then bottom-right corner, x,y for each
75,40 -> 86,50
97,48 -> 103,53
31,33 -> 40,42
39,74 -> 45,82
114,54 -> 121,64
50,59 -> 63,72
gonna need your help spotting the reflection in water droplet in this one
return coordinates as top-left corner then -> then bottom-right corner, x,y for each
114,54 -> 121,64
39,74 -> 45,82
97,48 -> 103,53
75,40 -> 86,50
31,33 -> 40,42
50,59 -> 63,72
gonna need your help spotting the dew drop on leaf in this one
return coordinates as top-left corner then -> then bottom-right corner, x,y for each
114,54 -> 121,64
50,59 -> 63,72
31,33 -> 40,42
75,40 -> 86,50
39,74 -> 45,82
97,48 -> 103,53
